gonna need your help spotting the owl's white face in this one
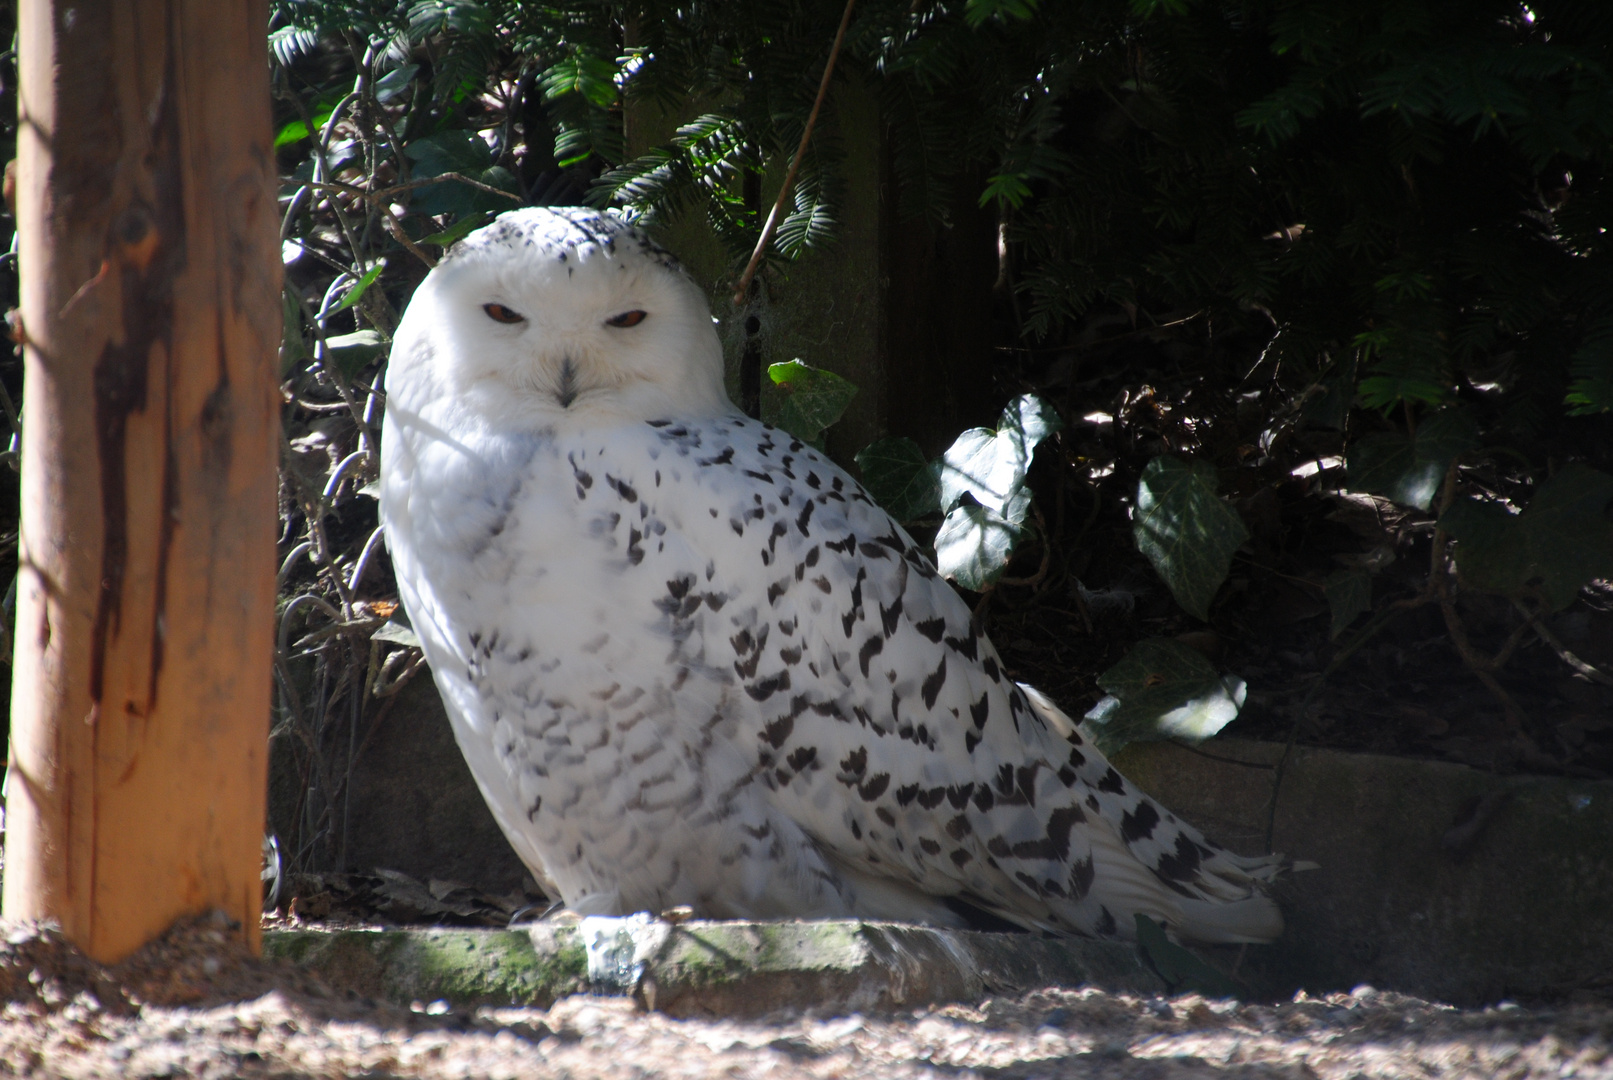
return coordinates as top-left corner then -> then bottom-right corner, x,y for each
386,208 -> 733,431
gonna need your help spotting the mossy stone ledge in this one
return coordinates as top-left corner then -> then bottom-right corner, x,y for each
263,918 -> 1162,1017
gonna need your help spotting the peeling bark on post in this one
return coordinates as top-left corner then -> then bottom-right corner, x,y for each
4,1 -> 281,962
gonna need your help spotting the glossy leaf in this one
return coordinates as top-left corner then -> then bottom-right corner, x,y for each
934,498 -> 1020,591
766,360 -> 857,447
404,130 -> 520,217
331,260 -> 386,315
372,620 -> 421,648
1346,409 -> 1479,510
322,330 -> 388,379
1438,498 -> 1531,595
1439,464 -> 1613,610
1323,569 -> 1373,640
275,118 -> 311,150
1132,456 -> 1250,621
373,63 -> 419,105
421,211 -> 496,247
937,393 -> 1062,528
855,438 -> 942,522
1083,637 -> 1246,755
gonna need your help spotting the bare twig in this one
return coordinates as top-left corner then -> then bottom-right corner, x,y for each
1426,456 -> 1530,728
1515,599 -> 1613,687
998,506 -> 1054,588
305,172 -> 524,204
295,287 -> 378,463
731,0 -> 857,305
380,204 -> 438,269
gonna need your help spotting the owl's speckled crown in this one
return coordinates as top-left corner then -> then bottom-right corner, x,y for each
444,206 -> 683,275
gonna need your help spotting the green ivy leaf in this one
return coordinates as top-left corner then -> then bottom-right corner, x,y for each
330,260 -> 385,315
1083,637 -> 1246,755
766,360 -> 857,447
854,438 -> 942,522
1346,408 -> 1480,510
937,394 -> 1062,528
1132,457 -> 1250,621
1520,466 -> 1613,610
1440,464 -> 1613,610
405,127 -> 490,173
372,619 -> 421,648
275,118 -> 311,150
404,130 -> 520,217
1438,498 -> 1531,595
1323,569 -> 1373,640
934,498 -> 1021,591
420,211 -> 496,247
1134,915 -> 1242,997
373,63 -> 419,105
322,329 -> 387,380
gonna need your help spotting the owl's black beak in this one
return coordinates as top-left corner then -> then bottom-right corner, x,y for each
556,357 -> 578,408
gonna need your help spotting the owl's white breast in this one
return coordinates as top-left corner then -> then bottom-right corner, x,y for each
379,404 -> 855,915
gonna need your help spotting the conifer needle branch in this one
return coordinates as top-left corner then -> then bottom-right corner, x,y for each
731,0 -> 857,306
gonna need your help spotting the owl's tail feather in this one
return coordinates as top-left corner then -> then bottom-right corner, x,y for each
1082,804 -> 1285,945
1172,894 -> 1285,945
1018,685 -> 1300,945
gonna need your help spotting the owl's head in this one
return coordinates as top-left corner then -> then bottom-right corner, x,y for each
386,207 -> 732,429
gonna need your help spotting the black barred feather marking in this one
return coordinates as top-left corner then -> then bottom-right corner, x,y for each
381,207 -> 1290,945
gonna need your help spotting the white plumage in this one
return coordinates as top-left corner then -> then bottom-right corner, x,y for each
379,207 -> 1285,944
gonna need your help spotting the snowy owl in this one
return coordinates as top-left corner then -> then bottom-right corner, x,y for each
379,207 -> 1286,944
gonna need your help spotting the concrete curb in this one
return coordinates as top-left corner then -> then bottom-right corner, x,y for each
1113,738 -> 1613,1004
263,918 -> 1164,1017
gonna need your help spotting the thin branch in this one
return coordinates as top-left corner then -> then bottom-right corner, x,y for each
1426,455 -> 1529,728
380,203 -> 438,269
997,505 -> 1053,588
294,288 -> 378,462
1515,599 -> 1613,687
731,0 -> 857,305
310,172 -> 524,203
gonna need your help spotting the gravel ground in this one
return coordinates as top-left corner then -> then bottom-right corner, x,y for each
2,918 -> 1609,1079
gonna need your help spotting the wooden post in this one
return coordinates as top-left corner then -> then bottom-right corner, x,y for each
3,1 -> 281,962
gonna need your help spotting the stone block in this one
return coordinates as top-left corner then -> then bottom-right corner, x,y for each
269,673 -> 529,893
1112,738 -> 1613,1004
263,918 -> 1163,1017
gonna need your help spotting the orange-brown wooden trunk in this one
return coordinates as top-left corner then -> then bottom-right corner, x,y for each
4,0 -> 281,962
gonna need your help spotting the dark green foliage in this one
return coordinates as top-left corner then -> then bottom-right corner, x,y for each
1438,464 -> 1613,610
252,0 -> 1613,815
1132,457 -> 1251,621
1346,409 -> 1480,511
1134,913 -> 1243,996
271,2 -> 1613,431
854,438 -> 942,523
1323,569 -> 1374,641
764,360 -> 858,447
1084,638 -> 1246,754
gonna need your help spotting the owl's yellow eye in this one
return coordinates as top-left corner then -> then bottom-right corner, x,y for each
483,303 -> 526,324
605,309 -> 647,328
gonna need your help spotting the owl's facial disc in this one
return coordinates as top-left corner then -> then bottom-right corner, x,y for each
388,207 -> 733,426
